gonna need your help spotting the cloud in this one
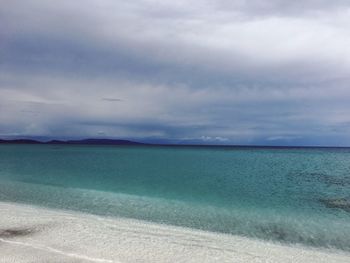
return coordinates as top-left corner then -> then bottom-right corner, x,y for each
214,0 -> 350,17
0,0 -> 350,145
101,98 -> 123,102
200,136 -> 229,142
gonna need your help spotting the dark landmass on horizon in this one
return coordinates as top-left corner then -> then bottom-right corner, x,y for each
0,138 -> 146,146
0,138 -> 349,149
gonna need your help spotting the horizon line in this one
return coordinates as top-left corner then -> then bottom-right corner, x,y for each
1,138 -> 350,149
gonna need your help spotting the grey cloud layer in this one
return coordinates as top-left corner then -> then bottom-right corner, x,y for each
1,0 -> 350,145
215,0 -> 350,16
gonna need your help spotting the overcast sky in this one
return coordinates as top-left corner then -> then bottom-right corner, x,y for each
1,0 -> 350,145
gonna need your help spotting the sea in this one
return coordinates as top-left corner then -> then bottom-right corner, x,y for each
0,144 -> 350,251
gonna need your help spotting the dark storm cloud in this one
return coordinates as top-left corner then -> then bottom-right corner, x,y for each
1,0 -> 350,145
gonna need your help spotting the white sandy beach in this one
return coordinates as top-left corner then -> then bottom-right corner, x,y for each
0,201 -> 349,263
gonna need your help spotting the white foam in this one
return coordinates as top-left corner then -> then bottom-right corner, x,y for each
0,201 -> 349,263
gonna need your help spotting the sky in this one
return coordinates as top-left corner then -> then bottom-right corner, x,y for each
1,0 -> 350,146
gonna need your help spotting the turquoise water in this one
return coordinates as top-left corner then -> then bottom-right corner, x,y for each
1,144 -> 350,250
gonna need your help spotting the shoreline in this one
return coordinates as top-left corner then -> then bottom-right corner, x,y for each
1,201 -> 350,262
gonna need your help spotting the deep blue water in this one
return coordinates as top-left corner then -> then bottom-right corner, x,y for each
0,144 -> 350,250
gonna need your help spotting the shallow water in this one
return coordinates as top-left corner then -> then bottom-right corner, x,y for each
1,144 -> 350,250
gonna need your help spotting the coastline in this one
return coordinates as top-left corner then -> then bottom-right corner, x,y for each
1,201 -> 349,263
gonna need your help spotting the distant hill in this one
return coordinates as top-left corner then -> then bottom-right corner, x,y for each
0,139 -> 41,144
0,138 -> 147,146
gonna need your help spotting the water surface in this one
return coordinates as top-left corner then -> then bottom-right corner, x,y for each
1,144 -> 350,250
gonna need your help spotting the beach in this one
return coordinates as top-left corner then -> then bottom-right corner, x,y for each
1,201 -> 349,263
2,0 -> 350,260
1,145 -> 350,262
